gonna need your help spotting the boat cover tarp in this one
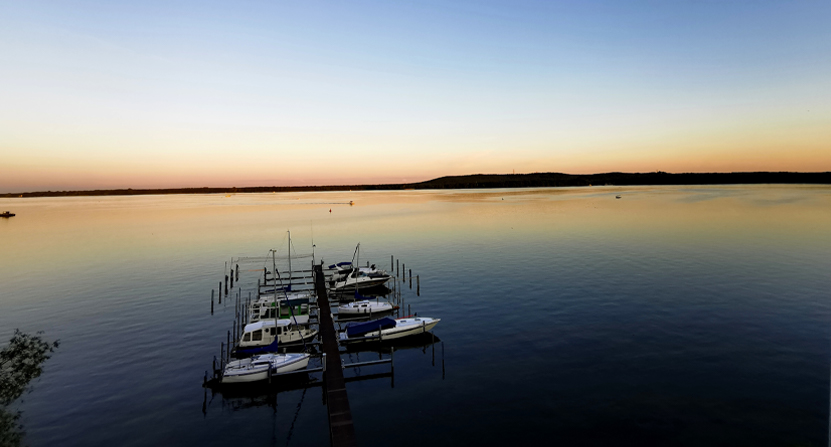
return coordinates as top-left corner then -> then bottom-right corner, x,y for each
345,317 -> 396,338
329,262 -> 353,269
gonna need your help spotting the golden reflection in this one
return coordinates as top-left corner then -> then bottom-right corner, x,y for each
1,186 -> 829,283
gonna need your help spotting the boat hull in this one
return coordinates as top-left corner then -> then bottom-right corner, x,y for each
331,276 -> 391,292
222,354 -> 310,384
380,319 -> 439,340
342,318 -> 440,342
337,301 -> 394,315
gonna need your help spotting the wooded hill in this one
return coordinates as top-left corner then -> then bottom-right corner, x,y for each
3,171 -> 830,198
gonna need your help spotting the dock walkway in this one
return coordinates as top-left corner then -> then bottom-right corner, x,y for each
313,264 -> 357,447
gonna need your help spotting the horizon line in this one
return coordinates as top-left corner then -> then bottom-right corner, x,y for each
3,171 -> 831,198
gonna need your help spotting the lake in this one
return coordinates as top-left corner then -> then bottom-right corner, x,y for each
1,185 -> 830,446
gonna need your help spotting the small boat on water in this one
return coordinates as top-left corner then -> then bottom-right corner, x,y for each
337,299 -> 395,316
329,244 -> 392,292
249,291 -> 312,324
331,268 -> 392,292
340,316 -> 440,342
235,319 -> 318,356
221,352 -> 310,384
0,211 -> 15,218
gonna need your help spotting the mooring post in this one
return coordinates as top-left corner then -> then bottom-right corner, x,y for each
211,289 -> 215,315
390,255 -> 393,270
417,275 -> 420,296
235,264 -> 239,281
409,269 -> 412,289
226,331 -> 230,360
402,263 -> 405,281
230,269 -> 234,288
225,275 -> 229,295
218,282 -> 222,304
442,342 -> 445,379
396,259 -> 399,277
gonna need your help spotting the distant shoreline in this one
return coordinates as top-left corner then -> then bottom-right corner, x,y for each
2,171 -> 830,198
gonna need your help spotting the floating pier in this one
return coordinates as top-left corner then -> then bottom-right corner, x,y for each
205,252 -> 425,446
313,264 -> 358,447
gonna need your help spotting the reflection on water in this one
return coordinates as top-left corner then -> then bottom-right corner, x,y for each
1,185 -> 830,446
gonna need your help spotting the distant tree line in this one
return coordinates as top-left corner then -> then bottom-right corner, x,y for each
2,171 -> 830,198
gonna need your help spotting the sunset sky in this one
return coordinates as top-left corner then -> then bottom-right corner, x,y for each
1,1 -> 829,193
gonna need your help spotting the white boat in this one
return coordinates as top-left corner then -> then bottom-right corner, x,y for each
249,291 -> 313,324
331,269 -> 391,292
340,316 -> 440,342
329,244 -> 392,292
236,319 -> 318,356
337,300 -> 395,316
221,353 -> 311,384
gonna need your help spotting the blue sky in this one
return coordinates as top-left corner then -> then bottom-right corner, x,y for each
1,0 -> 829,192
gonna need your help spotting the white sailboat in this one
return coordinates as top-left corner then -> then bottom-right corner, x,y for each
221,352 -> 310,384
337,299 -> 395,316
340,316 -> 440,342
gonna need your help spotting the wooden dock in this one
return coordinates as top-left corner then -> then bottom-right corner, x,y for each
313,264 -> 358,447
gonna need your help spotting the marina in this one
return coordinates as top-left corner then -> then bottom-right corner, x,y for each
201,231 -> 437,446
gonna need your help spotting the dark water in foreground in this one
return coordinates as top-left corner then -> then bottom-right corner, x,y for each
1,185 -> 830,446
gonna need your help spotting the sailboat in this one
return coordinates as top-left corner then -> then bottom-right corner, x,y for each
330,244 -> 392,292
340,316 -> 440,342
221,352 -> 311,384
234,231 -> 318,356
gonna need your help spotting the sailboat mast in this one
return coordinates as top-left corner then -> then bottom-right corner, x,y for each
272,248 -> 277,316
287,230 -> 292,288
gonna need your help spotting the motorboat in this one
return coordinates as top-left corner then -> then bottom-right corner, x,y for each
249,291 -> 313,324
221,352 -> 310,384
330,268 -> 391,292
0,211 -> 14,218
328,244 -> 392,292
235,319 -> 318,356
337,299 -> 395,316
340,316 -> 440,342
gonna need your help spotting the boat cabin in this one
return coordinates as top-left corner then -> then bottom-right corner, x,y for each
239,319 -> 292,347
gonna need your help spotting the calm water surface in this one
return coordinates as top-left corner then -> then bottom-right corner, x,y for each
1,185 -> 830,446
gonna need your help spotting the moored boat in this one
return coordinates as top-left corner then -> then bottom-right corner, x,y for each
331,269 -> 392,292
235,319 -> 318,356
221,352 -> 310,384
249,291 -> 313,323
337,299 -> 395,316
340,316 -> 440,342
